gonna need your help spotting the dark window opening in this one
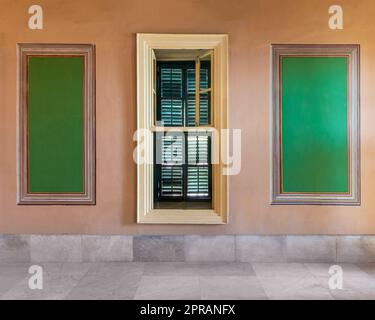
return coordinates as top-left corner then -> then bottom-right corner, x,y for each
156,61 -> 211,127
154,61 -> 212,209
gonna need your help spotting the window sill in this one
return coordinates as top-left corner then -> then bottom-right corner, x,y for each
138,209 -> 226,224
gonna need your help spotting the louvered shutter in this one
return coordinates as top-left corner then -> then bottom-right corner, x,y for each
187,68 -> 196,126
187,134 -> 210,197
159,67 -> 183,126
159,133 -> 184,198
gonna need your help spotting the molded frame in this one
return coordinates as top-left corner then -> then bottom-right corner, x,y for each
17,43 -> 96,205
271,44 -> 360,205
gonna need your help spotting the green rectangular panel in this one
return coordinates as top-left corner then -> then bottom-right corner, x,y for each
281,56 -> 349,193
28,56 -> 84,193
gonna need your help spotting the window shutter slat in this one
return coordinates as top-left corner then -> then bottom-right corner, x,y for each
187,134 -> 210,197
187,166 -> 209,196
161,166 -> 183,196
160,67 -> 183,126
161,134 -> 184,164
187,69 -> 196,126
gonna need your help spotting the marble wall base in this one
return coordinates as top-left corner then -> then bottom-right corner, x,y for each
1,234 -> 375,263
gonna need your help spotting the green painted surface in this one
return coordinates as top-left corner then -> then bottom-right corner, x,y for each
281,56 -> 349,193
28,56 -> 84,193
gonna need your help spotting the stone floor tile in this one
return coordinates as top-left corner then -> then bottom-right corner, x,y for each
200,276 -> 267,300
134,276 -> 200,300
66,262 -> 144,300
1,263 -> 91,300
0,264 -> 30,297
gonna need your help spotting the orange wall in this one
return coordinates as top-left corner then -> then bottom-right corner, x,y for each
1,0 -> 375,235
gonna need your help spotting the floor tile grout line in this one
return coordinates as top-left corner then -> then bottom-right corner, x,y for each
62,262 -> 98,300
234,235 -> 237,262
61,263 -> 94,300
303,262 -> 335,301
0,273 -> 30,300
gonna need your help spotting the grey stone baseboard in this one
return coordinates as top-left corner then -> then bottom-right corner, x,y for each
1,234 -> 375,264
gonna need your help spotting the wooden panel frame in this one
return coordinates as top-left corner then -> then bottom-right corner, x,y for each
17,43 -> 96,205
271,44 -> 360,205
137,34 -> 228,224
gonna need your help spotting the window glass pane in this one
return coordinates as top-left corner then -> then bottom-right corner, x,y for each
160,68 -> 182,97
187,66 -> 211,126
187,166 -> 209,197
187,133 -> 210,198
199,92 -> 210,125
200,68 -> 210,90
160,67 -> 183,126
199,58 -> 211,126
187,68 -> 196,126
187,134 -> 209,164
187,68 -> 196,95
161,166 -> 183,197
161,134 -> 184,164
157,62 -> 211,127
160,99 -> 183,126
154,131 -> 211,201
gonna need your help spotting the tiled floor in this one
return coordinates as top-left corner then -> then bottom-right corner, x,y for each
1,262 -> 375,300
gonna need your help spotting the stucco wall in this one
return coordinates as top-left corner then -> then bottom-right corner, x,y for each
1,0 -> 375,235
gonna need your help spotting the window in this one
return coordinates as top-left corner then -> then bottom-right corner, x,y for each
155,61 -> 212,209
137,34 -> 228,224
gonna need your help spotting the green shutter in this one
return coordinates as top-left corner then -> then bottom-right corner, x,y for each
160,68 -> 183,126
160,166 -> 183,197
159,133 -> 184,197
187,167 -> 209,196
187,68 -> 196,126
187,134 -> 210,197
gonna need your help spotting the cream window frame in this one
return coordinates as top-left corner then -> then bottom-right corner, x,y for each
137,33 -> 228,224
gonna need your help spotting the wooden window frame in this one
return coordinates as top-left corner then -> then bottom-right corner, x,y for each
271,44 -> 360,205
17,43 -> 96,205
137,34 -> 228,224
